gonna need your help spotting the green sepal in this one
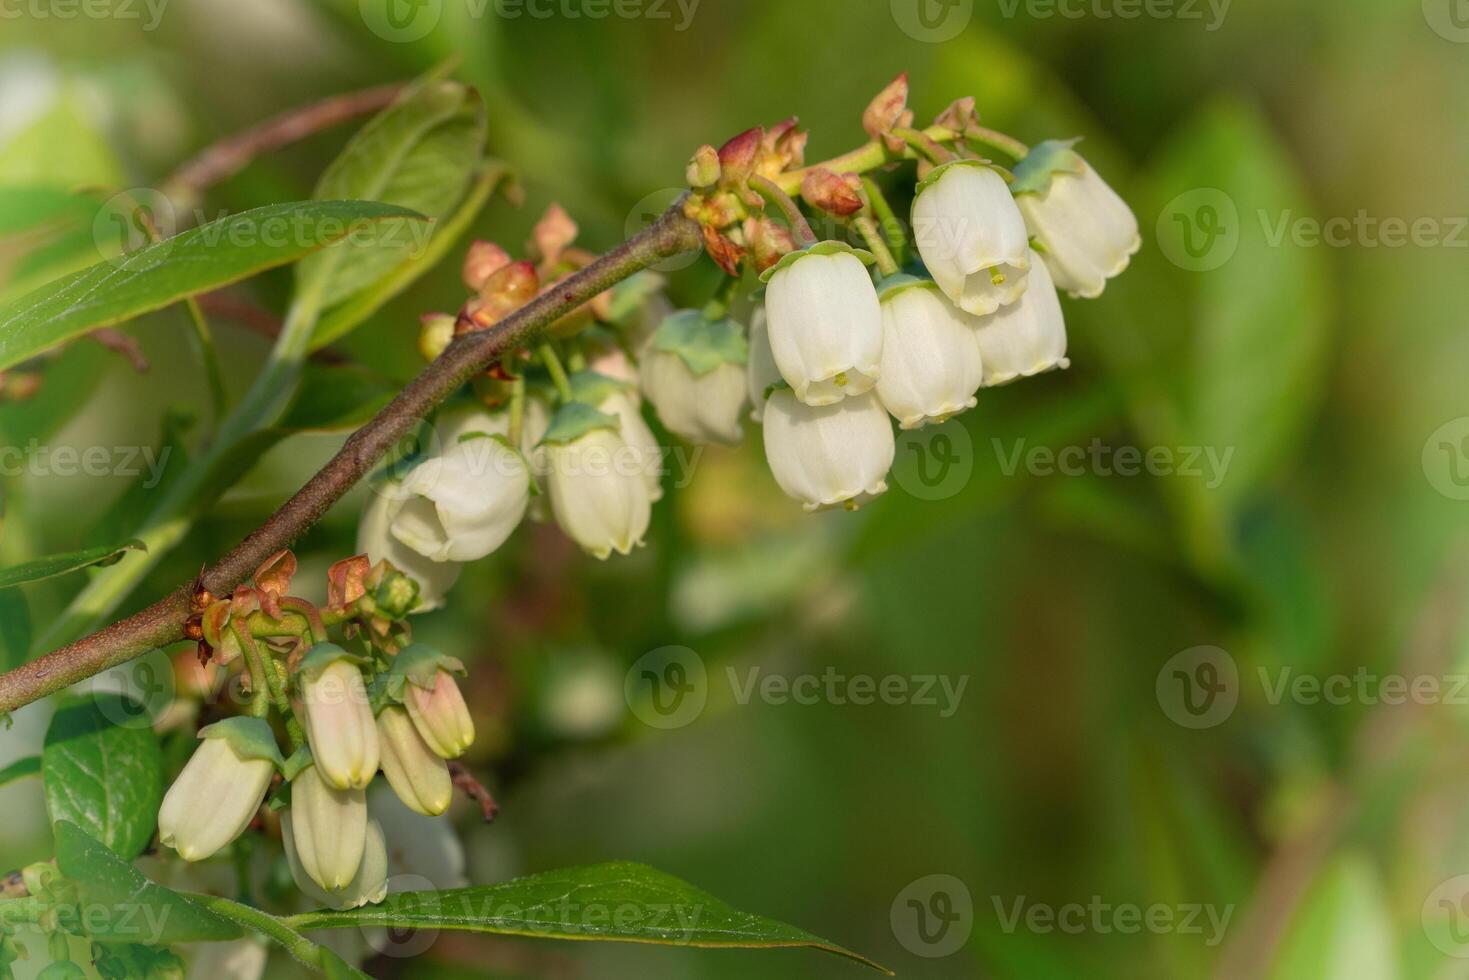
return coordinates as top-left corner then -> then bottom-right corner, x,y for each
913,158 -> 1013,198
197,717 -> 286,770
295,641 -> 369,684
281,746 -> 314,782
381,644 -> 467,703
537,401 -> 620,447
1009,138 -> 1086,196
875,273 -> 943,303
762,379 -> 793,402
603,271 -> 665,328
757,240 -> 875,284
267,783 -> 292,812
567,370 -> 635,408
652,310 -> 748,375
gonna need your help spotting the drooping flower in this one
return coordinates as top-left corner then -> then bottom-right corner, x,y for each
973,248 -> 1070,386
286,763 -> 368,892
542,402 -> 652,559
762,388 -> 895,511
299,644 -> 380,791
762,242 -> 883,407
912,161 -> 1030,316
357,487 -> 460,611
746,306 -> 782,423
283,812 -> 388,911
591,385 -> 665,503
875,276 -> 985,429
388,411 -> 531,563
158,718 -> 281,862
376,705 -> 453,816
404,668 -> 476,760
1011,140 -> 1140,298
640,310 -> 749,445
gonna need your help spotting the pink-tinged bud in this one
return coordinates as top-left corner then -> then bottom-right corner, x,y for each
759,117 -> 807,176
462,240 -> 511,292
287,764 -> 368,891
283,811 -> 388,910
530,204 -> 578,266
863,72 -> 914,154
686,144 -> 722,190
377,706 -> 453,816
405,669 -> 476,760
418,313 -> 456,363
326,555 -> 371,613
702,225 -> 746,278
934,96 -> 979,133
743,216 -> 796,274
299,645 -> 380,790
800,168 -> 864,218
717,127 -> 762,187
465,261 -> 540,331
158,719 -> 280,862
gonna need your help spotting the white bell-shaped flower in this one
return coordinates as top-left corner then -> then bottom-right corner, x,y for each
762,388 -> 895,511
746,306 -> 782,423
596,389 -> 665,502
357,490 -> 460,611
286,764 -> 368,892
974,249 -> 1070,386
283,813 -> 388,911
762,243 -> 882,407
544,407 -> 653,559
158,720 -> 279,863
912,161 -> 1030,316
640,310 -> 749,445
389,411 -> 531,563
875,277 -> 985,429
1014,145 -> 1139,299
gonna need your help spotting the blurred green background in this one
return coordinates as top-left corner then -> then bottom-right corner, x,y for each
2,0 -> 1468,977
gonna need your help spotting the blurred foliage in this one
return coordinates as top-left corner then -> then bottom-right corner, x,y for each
1,0 -> 1467,977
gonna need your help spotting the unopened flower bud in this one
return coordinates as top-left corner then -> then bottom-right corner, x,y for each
283,812 -> 388,911
377,706 -> 453,816
912,161 -> 1030,316
461,240 -> 511,292
763,243 -> 882,406
158,719 -> 280,862
287,764 -> 368,891
418,313 -> 455,363
299,645 -> 380,790
686,144 -> 722,190
762,389 -> 894,511
405,667 -> 476,760
876,277 -> 984,429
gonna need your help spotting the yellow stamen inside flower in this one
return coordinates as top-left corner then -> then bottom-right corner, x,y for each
991,270 -> 1006,286
834,371 -> 849,387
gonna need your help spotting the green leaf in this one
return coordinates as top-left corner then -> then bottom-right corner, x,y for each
0,541 -> 146,590
287,862 -> 890,973
43,695 -> 163,860
1269,854 -> 1398,980
52,821 -> 242,945
652,310 -> 748,375
277,363 -> 398,433
0,200 -> 425,374
1009,138 -> 1085,196
0,756 -> 40,787
91,943 -> 185,980
299,76 -> 488,337
0,187 -> 101,237
538,402 -> 620,447
0,588 -> 30,670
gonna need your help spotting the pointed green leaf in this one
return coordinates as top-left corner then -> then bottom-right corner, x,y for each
0,200 -> 424,374
52,821 -> 241,945
0,541 -> 146,590
0,756 -> 40,787
42,694 -> 163,859
0,588 -> 29,670
286,862 -> 889,973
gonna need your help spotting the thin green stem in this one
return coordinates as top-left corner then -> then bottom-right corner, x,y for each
749,174 -> 817,248
280,598 -> 328,645
701,275 -> 741,320
508,375 -> 526,447
189,895 -> 324,969
774,124 -> 960,196
861,177 -> 909,268
965,125 -> 1030,161
232,622 -> 272,720
539,344 -> 574,402
182,297 -> 227,430
853,216 -> 899,278
894,127 -> 957,165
